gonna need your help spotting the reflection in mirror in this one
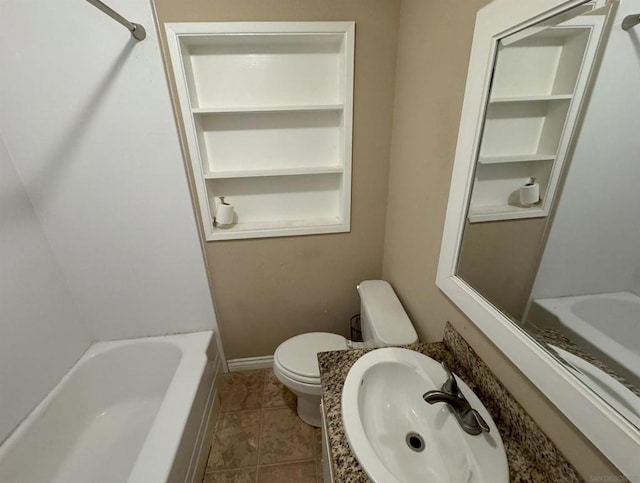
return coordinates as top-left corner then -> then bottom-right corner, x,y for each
456,0 -> 640,429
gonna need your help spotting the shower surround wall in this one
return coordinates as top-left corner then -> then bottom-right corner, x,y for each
0,0 -> 217,340
531,1 -> 640,301
0,138 -> 91,443
0,0 -> 220,442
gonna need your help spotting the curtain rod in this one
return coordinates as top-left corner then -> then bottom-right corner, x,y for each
86,0 -> 146,41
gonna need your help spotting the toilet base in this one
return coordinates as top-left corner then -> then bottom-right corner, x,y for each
295,393 -> 322,427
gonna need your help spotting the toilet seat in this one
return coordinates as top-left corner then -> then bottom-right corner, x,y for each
274,332 -> 347,384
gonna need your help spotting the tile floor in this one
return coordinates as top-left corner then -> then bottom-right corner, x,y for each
203,369 -> 324,483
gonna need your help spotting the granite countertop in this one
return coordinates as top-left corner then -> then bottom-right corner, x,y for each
318,323 -> 583,483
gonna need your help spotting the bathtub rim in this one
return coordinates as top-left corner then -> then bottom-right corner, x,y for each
533,291 -> 640,384
128,330 -> 214,483
548,344 -> 640,429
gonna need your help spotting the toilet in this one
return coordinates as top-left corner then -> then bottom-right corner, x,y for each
273,280 -> 418,427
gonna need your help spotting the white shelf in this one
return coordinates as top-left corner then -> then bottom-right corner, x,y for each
478,154 -> 556,165
181,31 -> 346,109
204,166 -> 344,179
489,94 -> 573,103
166,22 -> 355,241
490,26 -> 591,99
210,217 -> 346,241
480,100 -> 570,158
192,105 -> 344,114
468,205 -> 546,223
206,174 -> 343,225
194,108 -> 343,174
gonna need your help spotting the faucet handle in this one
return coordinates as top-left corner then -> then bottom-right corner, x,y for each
441,362 -> 459,395
463,408 -> 490,434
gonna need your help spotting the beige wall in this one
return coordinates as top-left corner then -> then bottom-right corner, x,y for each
381,0 -> 620,478
458,218 -> 546,319
153,0 -> 401,359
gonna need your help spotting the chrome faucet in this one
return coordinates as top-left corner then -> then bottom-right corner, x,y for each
423,363 -> 490,436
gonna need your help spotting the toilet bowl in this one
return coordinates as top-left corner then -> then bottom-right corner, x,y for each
272,280 -> 418,427
273,332 -> 347,426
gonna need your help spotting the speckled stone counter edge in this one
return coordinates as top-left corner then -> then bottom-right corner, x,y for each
318,322 -> 583,483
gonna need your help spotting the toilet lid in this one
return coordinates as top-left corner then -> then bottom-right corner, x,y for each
275,332 -> 347,379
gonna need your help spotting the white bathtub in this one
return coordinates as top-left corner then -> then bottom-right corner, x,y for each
547,345 -> 640,428
533,291 -> 640,385
0,331 -> 221,483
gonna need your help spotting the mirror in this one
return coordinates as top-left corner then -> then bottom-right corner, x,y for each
458,0 -> 640,428
438,0 -> 640,477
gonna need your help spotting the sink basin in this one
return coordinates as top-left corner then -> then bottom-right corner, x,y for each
342,348 -> 508,483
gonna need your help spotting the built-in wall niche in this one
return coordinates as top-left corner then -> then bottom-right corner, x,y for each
166,22 -> 354,240
468,19 -> 603,223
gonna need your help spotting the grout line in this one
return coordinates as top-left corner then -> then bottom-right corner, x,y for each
314,427 -> 321,460
255,408 -> 264,483
262,367 -> 269,408
202,454 -> 262,474
205,466 -> 259,476
212,368 -> 322,482
255,369 -> 268,483
256,458 -> 321,482
314,428 -> 322,483
212,370 -> 267,483
204,464 -> 260,476
257,458 -> 318,468
200,412 -> 225,477
220,406 -> 265,415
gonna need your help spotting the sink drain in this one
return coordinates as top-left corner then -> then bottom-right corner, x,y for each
405,432 -> 425,452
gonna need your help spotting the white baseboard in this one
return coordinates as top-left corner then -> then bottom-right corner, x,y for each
227,355 -> 274,372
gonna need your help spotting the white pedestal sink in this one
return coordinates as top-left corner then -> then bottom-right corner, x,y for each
341,348 -> 508,483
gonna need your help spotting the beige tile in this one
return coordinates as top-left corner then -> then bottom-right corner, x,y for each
220,370 -> 266,412
257,461 -> 316,483
221,369 -> 266,392
315,459 -> 323,483
313,427 -> 322,458
207,411 -> 261,472
259,407 -> 315,465
263,370 -> 296,409
203,468 -> 257,483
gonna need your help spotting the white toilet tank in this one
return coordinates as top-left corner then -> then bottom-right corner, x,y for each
357,280 -> 418,347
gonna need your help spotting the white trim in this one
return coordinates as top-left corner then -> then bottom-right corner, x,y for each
208,220 -> 349,242
165,24 -> 214,242
165,21 -> 356,36
437,0 -> 640,479
227,356 -> 274,372
340,22 -> 355,236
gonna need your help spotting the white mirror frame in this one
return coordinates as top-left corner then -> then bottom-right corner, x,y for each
437,0 -> 640,477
